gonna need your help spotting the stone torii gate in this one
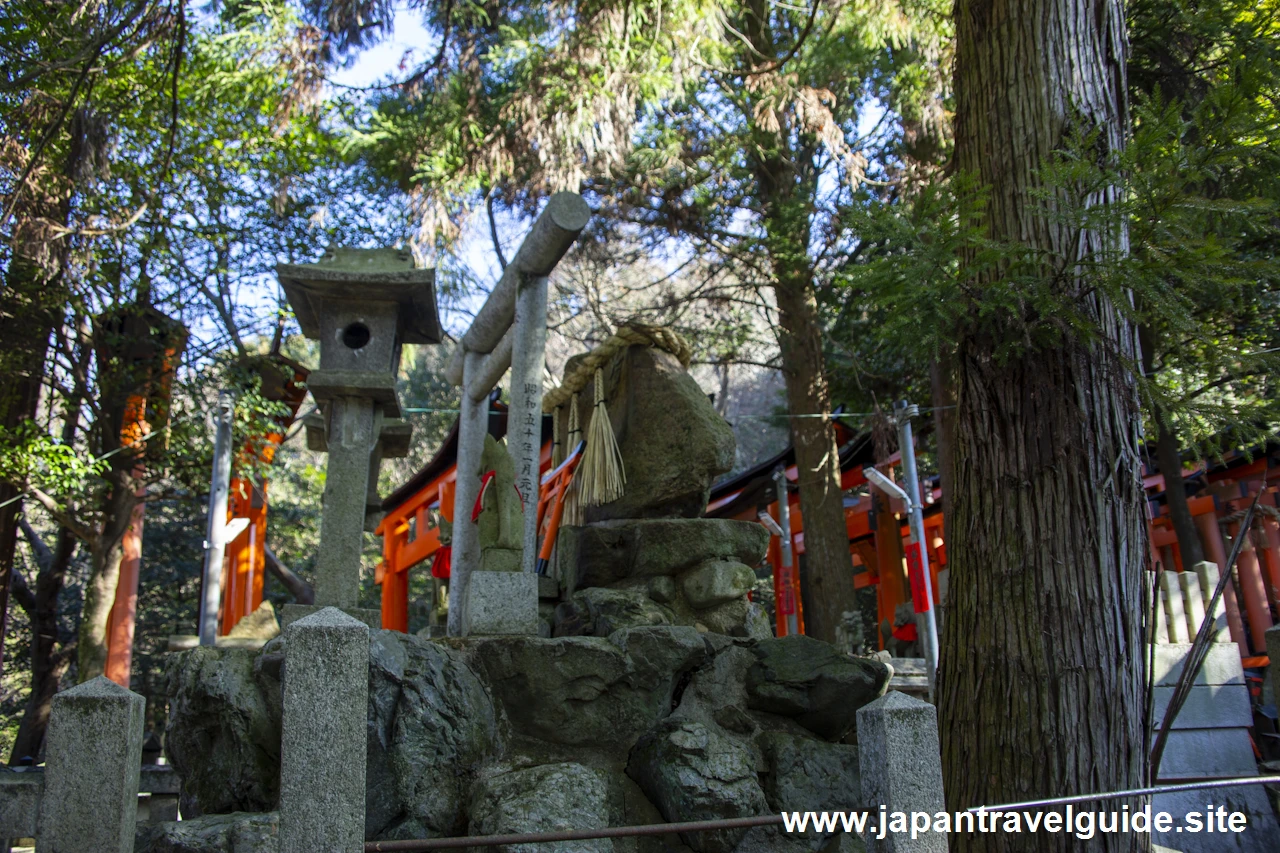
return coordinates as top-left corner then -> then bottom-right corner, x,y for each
277,248 -> 439,624
443,191 -> 590,636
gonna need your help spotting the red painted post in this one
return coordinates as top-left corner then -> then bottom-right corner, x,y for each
1230,520 -> 1273,649
104,481 -> 145,687
1260,515 -> 1280,613
1195,508 -> 1250,657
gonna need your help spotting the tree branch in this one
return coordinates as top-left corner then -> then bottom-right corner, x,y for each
26,487 -> 94,544
18,519 -> 53,574
486,189 -> 508,270
9,560 -> 36,618
264,546 -> 315,604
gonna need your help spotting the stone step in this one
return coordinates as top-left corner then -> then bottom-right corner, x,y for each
889,657 -> 927,675
887,658 -> 929,698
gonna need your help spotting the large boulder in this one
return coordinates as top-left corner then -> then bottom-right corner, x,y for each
558,345 -> 733,522
561,519 -> 769,589
668,644 -> 754,728
681,561 -> 756,610
365,631 -> 501,840
744,637 -> 891,740
165,630 -> 502,841
165,648 -> 280,817
626,719 -> 768,853
134,812 -> 278,853
225,601 -> 280,642
469,763 -> 613,853
757,731 -> 861,813
696,599 -> 760,638
468,627 -> 707,747
553,587 -> 676,637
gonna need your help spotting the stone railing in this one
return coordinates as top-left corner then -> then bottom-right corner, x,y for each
0,613 -> 952,853
1147,561 -> 1280,850
0,676 -> 180,850
1150,560 -> 1230,644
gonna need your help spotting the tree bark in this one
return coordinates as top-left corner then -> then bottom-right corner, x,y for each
772,271 -> 858,643
77,470 -> 138,682
0,255 -> 59,680
939,1 -> 1146,850
10,523 -> 76,763
736,0 -> 856,643
9,321 -> 88,760
265,546 -> 315,604
1152,407 -> 1204,568
929,353 -> 957,545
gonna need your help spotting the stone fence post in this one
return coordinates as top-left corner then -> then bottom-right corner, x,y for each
37,676 -> 145,853
279,607 -> 369,853
857,691 -> 947,852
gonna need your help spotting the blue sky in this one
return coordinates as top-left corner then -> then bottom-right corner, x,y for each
325,6 -> 518,338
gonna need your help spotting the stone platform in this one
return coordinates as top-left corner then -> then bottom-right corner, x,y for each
155,628 -> 892,853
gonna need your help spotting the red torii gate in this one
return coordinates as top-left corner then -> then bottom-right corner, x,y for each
374,400 -> 555,632
707,437 -> 946,641
375,405 -> 944,642
376,401 -> 1280,670
219,356 -> 309,635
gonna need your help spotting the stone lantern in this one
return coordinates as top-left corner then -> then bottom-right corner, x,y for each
277,248 -> 440,619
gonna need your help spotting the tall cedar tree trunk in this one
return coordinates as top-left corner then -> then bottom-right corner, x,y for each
771,262 -> 858,642
929,355 -> 957,545
939,1 -> 1147,851
743,0 -> 857,644
0,255 -> 59,679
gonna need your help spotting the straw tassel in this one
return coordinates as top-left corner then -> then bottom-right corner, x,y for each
579,368 -> 625,507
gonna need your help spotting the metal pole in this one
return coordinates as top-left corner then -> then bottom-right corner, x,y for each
772,467 -> 799,637
365,814 -> 783,852
894,399 -> 939,696
199,391 -> 234,645
508,274 -> 548,574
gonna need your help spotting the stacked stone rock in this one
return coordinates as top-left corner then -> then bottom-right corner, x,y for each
551,342 -> 773,640
156,627 -> 890,852
146,335 -> 896,853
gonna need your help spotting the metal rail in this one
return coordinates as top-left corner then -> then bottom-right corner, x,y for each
364,776 -> 1280,850
364,814 -> 782,851
968,774 -> 1280,813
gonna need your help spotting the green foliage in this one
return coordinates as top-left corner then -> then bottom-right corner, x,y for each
0,0 -> 417,738
832,0 -> 1280,450
1126,0 -> 1280,452
0,421 -> 108,497
335,1 -> 947,254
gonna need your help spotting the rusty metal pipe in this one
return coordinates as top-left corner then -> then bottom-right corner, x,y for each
364,814 -> 783,851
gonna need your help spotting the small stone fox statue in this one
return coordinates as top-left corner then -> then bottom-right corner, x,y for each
473,433 -> 525,572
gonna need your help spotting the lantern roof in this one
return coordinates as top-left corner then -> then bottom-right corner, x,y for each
277,247 -> 441,345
